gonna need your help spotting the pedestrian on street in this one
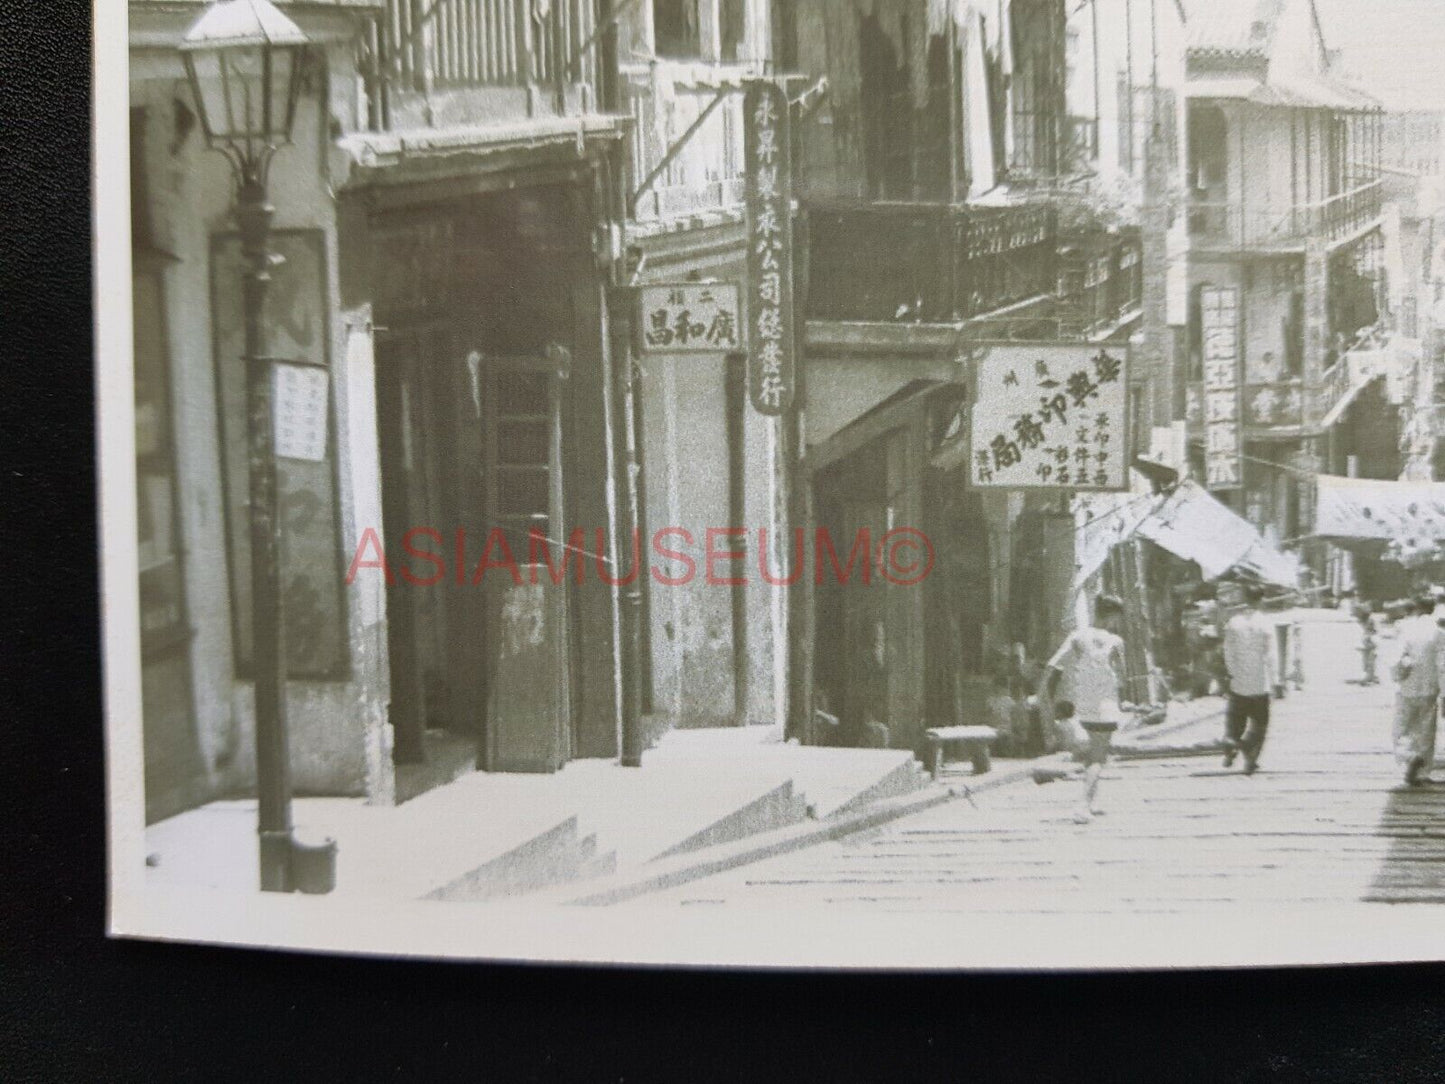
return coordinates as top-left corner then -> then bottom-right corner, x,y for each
1039,594 -> 1128,824
1222,583 -> 1277,775
1357,606 -> 1379,686
1391,595 -> 1441,787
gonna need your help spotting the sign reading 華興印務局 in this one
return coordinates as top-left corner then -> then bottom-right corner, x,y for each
969,343 -> 1130,491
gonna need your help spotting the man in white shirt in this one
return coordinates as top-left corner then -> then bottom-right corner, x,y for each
1040,595 -> 1128,824
1393,595 -> 1441,786
1222,583 -> 1278,775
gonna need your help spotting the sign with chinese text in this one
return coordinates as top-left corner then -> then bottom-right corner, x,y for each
1201,286 -> 1242,490
639,283 -> 742,354
969,343 -> 1130,491
272,362 -> 330,462
744,80 -> 794,416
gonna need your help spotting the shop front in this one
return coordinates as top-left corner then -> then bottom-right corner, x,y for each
342,153 -> 628,786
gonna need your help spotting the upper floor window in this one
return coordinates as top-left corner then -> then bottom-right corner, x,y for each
721,0 -> 746,61
654,0 -> 701,58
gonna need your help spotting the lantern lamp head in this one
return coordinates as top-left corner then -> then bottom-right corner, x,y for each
180,0 -> 310,183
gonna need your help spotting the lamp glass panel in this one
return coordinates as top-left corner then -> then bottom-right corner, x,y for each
267,46 -> 298,141
218,46 -> 267,139
187,48 -> 231,143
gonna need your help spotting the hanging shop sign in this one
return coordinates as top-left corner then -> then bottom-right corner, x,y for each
1200,285 -> 1243,490
638,283 -> 743,354
969,342 -> 1130,491
744,79 -> 794,416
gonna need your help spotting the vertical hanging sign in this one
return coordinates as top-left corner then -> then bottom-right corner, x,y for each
744,79 -> 795,416
1200,285 -> 1243,490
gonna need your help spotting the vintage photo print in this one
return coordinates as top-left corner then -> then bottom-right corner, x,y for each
98,0 -> 1445,968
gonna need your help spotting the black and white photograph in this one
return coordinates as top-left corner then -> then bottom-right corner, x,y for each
94,0 -> 1445,969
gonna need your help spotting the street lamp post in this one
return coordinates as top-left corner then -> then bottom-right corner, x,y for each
181,0 -> 310,892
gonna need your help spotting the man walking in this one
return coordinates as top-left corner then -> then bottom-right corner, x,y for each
1039,595 -> 1128,824
1222,583 -> 1277,775
1392,595 -> 1441,787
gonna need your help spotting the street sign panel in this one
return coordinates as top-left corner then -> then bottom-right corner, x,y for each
638,283 -> 742,354
969,343 -> 1130,491
744,79 -> 794,416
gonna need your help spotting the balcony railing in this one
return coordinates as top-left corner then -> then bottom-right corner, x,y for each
377,0 -> 600,120
1187,180 -> 1383,249
623,63 -> 754,225
1185,330 -> 1404,435
805,201 -> 1057,324
1054,228 -> 1142,340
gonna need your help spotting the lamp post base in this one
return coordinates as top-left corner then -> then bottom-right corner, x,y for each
258,829 -> 295,893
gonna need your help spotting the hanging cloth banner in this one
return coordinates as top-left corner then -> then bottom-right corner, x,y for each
961,7 -> 996,197
744,80 -> 795,416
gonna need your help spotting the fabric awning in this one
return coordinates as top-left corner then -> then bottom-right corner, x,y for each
1314,474 -> 1445,545
1073,481 -> 1162,590
1135,481 -> 1265,580
1074,479 -> 1299,589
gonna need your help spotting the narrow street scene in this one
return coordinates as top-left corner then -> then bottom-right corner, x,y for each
112,0 -> 1445,963
633,611 -> 1445,913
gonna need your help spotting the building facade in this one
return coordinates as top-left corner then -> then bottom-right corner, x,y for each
130,0 -> 392,821
1179,0 -> 1388,569
779,0 -> 1186,754
133,0 -> 800,823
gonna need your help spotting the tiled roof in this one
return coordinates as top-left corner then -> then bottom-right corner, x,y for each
1183,0 -> 1285,57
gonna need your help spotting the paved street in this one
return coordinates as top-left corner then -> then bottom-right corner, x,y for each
638,614 -> 1445,913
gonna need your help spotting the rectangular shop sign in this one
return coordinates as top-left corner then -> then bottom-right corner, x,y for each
969,342 -> 1130,491
638,283 -> 743,354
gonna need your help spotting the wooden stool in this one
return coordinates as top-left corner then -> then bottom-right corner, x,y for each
924,726 -> 999,780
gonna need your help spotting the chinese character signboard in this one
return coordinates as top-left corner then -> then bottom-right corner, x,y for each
639,283 -> 742,353
969,343 -> 1130,491
744,80 -> 794,416
1200,286 -> 1242,490
272,362 -> 330,462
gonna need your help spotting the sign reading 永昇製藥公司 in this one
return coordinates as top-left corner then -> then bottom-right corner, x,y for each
969,343 -> 1130,491
1200,285 -> 1242,490
638,283 -> 742,354
744,79 -> 794,416
272,361 -> 330,462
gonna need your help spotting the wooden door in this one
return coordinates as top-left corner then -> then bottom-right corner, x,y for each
838,497 -> 892,746
479,355 -> 572,772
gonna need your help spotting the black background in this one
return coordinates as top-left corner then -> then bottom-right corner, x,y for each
4,0 -> 1445,1079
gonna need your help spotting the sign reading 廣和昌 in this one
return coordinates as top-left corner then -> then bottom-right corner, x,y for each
638,283 -> 742,354
1200,286 -> 1242,490
744,79 -> 794,416
969,343 -> 1130,491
